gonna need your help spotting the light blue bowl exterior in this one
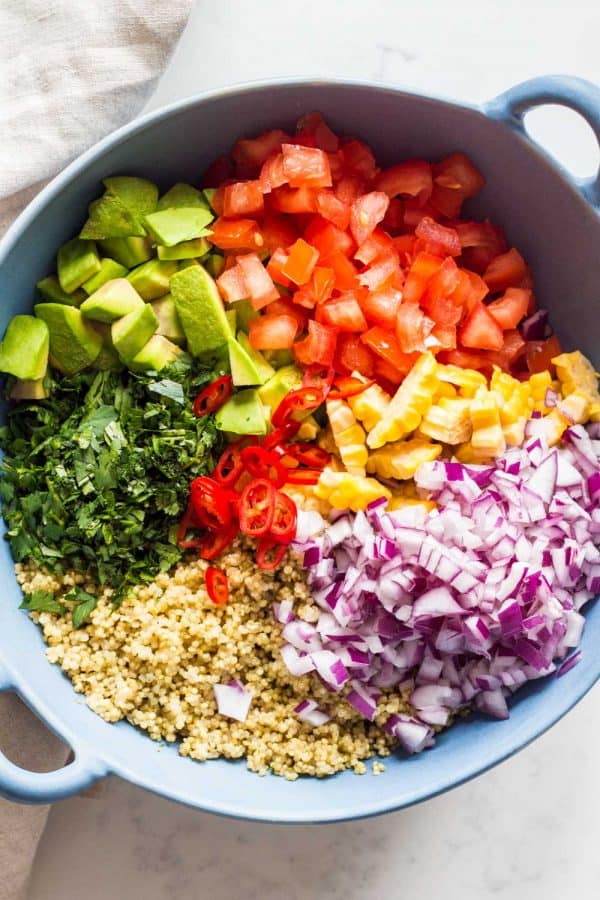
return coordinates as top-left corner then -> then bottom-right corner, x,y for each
0,76 -> 599,822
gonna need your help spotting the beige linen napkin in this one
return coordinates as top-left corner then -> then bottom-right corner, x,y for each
0,2 -> 192,897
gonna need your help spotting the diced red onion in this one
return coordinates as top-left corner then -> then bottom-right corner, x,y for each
295,699 -> 331,726
213,681 -> 253,722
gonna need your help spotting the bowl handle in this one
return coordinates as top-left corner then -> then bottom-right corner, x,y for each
483,75 -> 600,209
0,663 -> 108,804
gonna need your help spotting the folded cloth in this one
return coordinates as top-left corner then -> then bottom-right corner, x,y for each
0,2 -> 192,897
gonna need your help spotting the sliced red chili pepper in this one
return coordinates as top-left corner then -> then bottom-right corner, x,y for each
200,522 -> 238,561
240,445 -> 286,487
261,421 -> 301,450
193,375 -> 233,417
256,537 -> 287,570
270,491 -> 297,543
328,376 -> 375,400
213,437 -> 253,487
239,478 -> 276,538
176,501 -> 204,549
284,468 -> 322,485
271,386 -> 326,428
190,476 -> 235,530
282,443 -> 331,468
205,566 -> 229,605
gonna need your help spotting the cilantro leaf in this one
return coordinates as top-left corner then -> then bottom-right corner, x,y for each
20,590 -> 66,615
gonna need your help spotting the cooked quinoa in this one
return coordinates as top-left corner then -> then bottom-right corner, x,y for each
15,542 -> 410,779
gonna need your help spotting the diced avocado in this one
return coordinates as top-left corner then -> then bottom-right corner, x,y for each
57,239 -> 101,293
215,388 -> 267,435
99,236 -> 154,268
204,253 -> 225,279
129,335 -> 183,372
178,259 -> 200,270
228,337 -> 263,387
237,331 -> 275,383
36,275 -> 86,306
81,279 -> 144,323
126,259 -> 178,300
170,266 -> 231,357
80,194 -> 146,240
111,303 -> 159,364
230,298 -> 258,332
82,258 -> 128,294
225,310 -> 237,334
88,323 -> 124,372
263,348 -> 294,369
150,295 -> 186,346
203,188 -> 217,209
144,208 -> 213,247
257,365 -> 303,418
156,183 -> 209,211
34,304 -> 102,375
9,378 -> 49,401
102,176 -> 158,218
0,316 -> 49,380
157,237 -> 210,260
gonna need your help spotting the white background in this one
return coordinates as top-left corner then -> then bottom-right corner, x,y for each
29,2 -> 599,897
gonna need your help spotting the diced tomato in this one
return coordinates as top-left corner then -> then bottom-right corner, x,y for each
500,329 -> 527,362
415,217 -> 461,257
209,185 -> 227,217
291,282 -> 317,309
455,220 -> 503,250
324,251 -> 359,291
334,333 -> 376,377
304,216 -> 354,258
266,247 -> 291,287
327,151 -> 345,182
340,139 -> 378,180
260,213 -> 298,254
459,301 -> 505,351
312,266 -> 335,304
316,191 -> 350,230
354,228 -> 393,265
232,129 -> 289,177
294,320 -> 338,367
433,152 -> 485,198
402,252 -> 444,304
403,199 -> 441,231
296,112 -> 339,152
483,248 -> 528,292
358,250 -> 400,291
223,181 -> 264,217
382,197 -> 404,232
525,334 -> 561,375
423,291 -> 462,328
395,303 -> 433,353
249,314 -> 298,350
423,257 -> 461,305
208,217 -> 263,251
361,326 -> 405,370
282,144 -> 332,189
439,349 -> 493,373
430,184 -> 464,219
318,293 -> 368,332
266,298 -> 308,332
349,191 -> 390,246
335,175 -> 365,204
373,358 -> 405,388
361,286 -> 402,330
216,265 -> 247,303
269,185 -> 319,214
449,269 -> 488,311
430,324 -> 457,350
202,154 -> 234,188
259,153 -> 287,193
282,238 -> 319,286
237,254 -> 279,309
392,234 -> 417,265
487,287 -> 531,330
374,160 -> 433,204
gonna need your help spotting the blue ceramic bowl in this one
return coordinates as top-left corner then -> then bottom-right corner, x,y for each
0,76 -> 599,822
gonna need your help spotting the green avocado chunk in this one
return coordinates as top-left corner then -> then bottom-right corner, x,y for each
237,331 -> 275,383
9,378 -> 49,401
34,304 -> 103,375
111,303 -> 159,364
126,259 -> 178,300
99,236 -> 154,268
87,323 -> 124,372
80,194 -> 146,240
204,253 -> 225,279
257,365 -> 303,418
263,348 -> 294,369
150,295 -> 186,346
170,265 -> 231,357
57,239 -> 101,293
36,275 -> 86,307
156,183 -> 209,211
157,237 -> 210,260
102,176 -> 159,219
228,336 -> 274,387
0,316 -> 49,380
129,335 -> 183,372
225,310 -> 237,334
230,298 -> 258,333
81,279 -> 145,323
215,388 -> 267,435
144,208 -> 213,247
82,258 -> 128,294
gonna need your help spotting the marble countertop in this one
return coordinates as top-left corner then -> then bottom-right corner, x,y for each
28,2 -> 599,897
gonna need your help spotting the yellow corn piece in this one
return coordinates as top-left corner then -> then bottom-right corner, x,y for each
419,397 -> 472,444
317,425 -> 340,458
454,441 -> 494,464
553,350 -> 600,422
433,382 -> 458,401
367,437 -> 442,480
503,418 -> 527,447
388,496 -> 437,513
314,468 -> 391,511
528,371 -> 553,413
283,485 -> 332,517
347,372 -> 392,432
327,398 -> 368,476
470,388 -> 506,457
437,364 -> 487,398
296,415 -> 320,441
326,397 -> 356,434
390,480 -> 419,499
535,408 -> 571,447
367,352 -> 439,449
557,391 -> 591,425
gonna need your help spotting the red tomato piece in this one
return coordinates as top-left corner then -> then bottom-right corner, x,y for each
316,191 -> 351,230
395,303 -> 433,353
382,197 -> 404,232
449,269 -> 489,311
415,216 -> 461,256
216,264 -> 247,303
439,349 -> 493,373
282,144 -> 332,189
361,286 -> 402,330
269,185 -> 319,214
304,216 -> 354,258
430,324 -> 457,350
291,282 -> 317,309
354,228 -> 394,265
361,326 -> 405,370
237,254 -> 279,309
294,320 -> 338,367
373,358 -> 404,388
326,251 -> 359,291
340,139 -> 378,180
483,248 -> 528,292
266,298 -> 308,333
433,152 -> 485,198
311,266 -> 335,304
500,329 -> 527,362
391,234 -> 417,265
318,294 -> 368,332
358,250 -> 400,291
459,302 -> 505,351
526,335 -> 561,375
423,292 -> 462,328
423,257 -> 461,305
455,220 -> 505,250
349,191 -> 390,246
223,181 -> 264,217
208,218 -> 263,251
335,175 -> 365,204
259,153 -> 287,193
260,213 -> 299,254
296,112 -> 339,152
202,154 -> 234,188
374,160 -> 433,204
334,332 -> 376,377
402,252 -> 444,304
430,183 -> 464,219
487,287 -> 531,330
282,238 -> 320,286
266,247 -> 291,288
249,314 -> 298,350
232,129 -> 289,176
